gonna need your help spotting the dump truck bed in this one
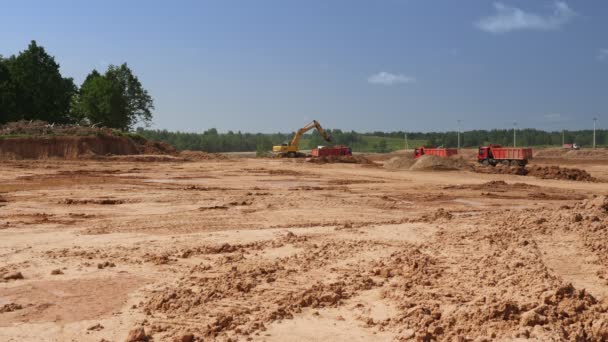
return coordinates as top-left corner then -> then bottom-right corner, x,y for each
491,147 -> 533,161
423,148 -> 458,158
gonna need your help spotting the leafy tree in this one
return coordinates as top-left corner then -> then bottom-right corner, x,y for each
0,57 -> 18,123
105,64 -> 154,126
73,64 -> 154,130
4,41 -> 76,123
72,74 -> 129,128
374,139 -> 388,153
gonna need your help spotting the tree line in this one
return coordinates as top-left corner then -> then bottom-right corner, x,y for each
0,41 -> 153,130
2,41 -> 604,153
137,127 -> 608,153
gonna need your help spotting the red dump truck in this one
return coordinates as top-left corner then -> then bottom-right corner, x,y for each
478,144 -> 533,167
414,147 -> 458,159
311,146 -> 352,157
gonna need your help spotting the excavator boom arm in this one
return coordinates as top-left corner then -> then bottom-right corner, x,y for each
289,120 -> 332,149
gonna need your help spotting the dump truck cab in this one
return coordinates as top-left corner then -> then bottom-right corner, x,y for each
477,145 -> 497,164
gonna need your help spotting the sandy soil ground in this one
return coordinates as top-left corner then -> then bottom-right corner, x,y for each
2,156 -> 608,341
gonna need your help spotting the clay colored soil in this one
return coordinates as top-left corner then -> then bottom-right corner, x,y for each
2,156 -> 608,341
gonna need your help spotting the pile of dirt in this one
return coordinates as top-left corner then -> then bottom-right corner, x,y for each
474,164 -> 528,176
535,148 -> 608,160
383,156 -> 416,170
409,155 -> 473,171
307,155 -> 378,166
475,164 -> 596,182
0,120 -> 112,136
455,148 -> 478,160
141,140 -> 176,155
526,165 -> 597,182
0,135 -> 141,159
178,150 -> 227,161
60,198 -> 125,205
0,120 -> 189,160
105,155 -> 186,162
479,180 -> 535,189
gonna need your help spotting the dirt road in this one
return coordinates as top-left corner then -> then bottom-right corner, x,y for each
1,157 -> 608,341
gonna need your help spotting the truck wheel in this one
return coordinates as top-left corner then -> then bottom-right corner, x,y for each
482,160 -> 489,166
501,160 -> 510,166
510,160 -> 520,167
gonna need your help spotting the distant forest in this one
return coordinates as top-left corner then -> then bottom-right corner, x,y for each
137,128 -> 608,153
3,42 -> 605,154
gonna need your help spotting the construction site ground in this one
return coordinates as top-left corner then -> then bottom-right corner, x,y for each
2,154 -> 608,341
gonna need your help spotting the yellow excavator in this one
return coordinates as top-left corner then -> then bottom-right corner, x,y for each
273,120 -> 332,157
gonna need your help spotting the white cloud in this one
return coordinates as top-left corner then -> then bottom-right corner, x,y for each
476,1 -> 576,34
368,72 -> 416,85
598,48 -> 608,61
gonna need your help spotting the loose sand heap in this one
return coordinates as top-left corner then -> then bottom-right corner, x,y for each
308,155 -> 378,165
385,155 -> 597,182
178,150 -> 228,161
384,155 -> 472,171
476,165 -> 597,182
535,148 -> 608,160
410,155 -> 472,171
383,156 -> 417,170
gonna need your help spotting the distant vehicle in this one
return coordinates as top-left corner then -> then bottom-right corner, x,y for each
272,120 -> 332,157
311,145 -> 352,157
414,147 -> 458,159
478,144 -> 533,167
563,143 -> 580,150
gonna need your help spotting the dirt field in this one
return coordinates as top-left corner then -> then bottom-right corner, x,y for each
2,155 -> 608,341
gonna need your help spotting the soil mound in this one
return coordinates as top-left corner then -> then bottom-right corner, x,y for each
0,120 -> 183,160
142,140 -> 176,155
0,135 -> 141,159
534,148 -> 608,160
308,155 -> 378,166
105,155 -> 186,162
526,165 -> 596,181
409,155 -> 472,171
475,164 -> 596,182
0,120 -> 111,136
383,156 -> 416,170
179,150 -> 227,161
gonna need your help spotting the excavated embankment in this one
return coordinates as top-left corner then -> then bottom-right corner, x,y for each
0,135 -> 141,159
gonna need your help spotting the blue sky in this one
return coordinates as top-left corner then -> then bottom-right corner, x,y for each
1,0 -> 607,132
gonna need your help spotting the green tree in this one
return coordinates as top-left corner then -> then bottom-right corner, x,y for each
0,57 -> 18,123
73,74 -> 129,128
105,64 -> 154,126
5,41 -> 76,123
375,139 -> 388,153
73,64 -> 154,130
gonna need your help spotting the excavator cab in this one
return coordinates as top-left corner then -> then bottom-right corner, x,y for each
272,120 -> 332,157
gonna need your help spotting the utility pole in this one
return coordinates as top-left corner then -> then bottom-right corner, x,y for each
513,122 -> 517,147
457,119 -> 461,150
562,129 -> 565,146
593,117 -> 597,149
404,132 -> 408,150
